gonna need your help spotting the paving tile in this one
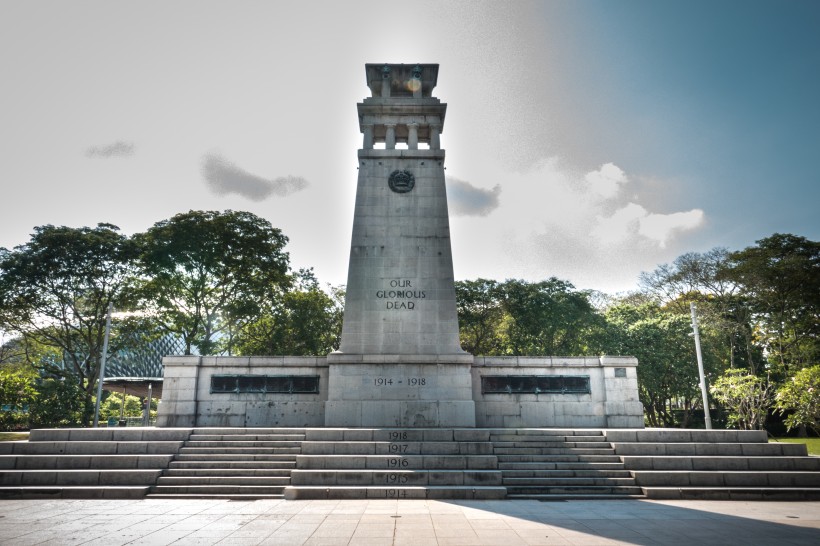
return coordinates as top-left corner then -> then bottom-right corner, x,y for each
0,497 -> 819,546
303,537 -> 351,546
473,528 -> 529,545
312,521 -> 357,537
514,529 -> 572,546
469,517 -> 512,529
352,522 -> 395,537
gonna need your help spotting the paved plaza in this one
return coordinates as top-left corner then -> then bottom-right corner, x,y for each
0,498 -> 818,545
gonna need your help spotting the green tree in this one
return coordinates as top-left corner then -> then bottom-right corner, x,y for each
640,248 -> 760,372
135,210 -> 291,355
500,278 -> 603,356
726,234 -> 820,376
455,279 -> 506,355
0,224 -> 140,422
710,368 -> 772,430
99,393 -> 156,421
774,364 -> 820,435
0,367 -> 36,430
234,270 -> 342,356
28,372 -> 88,428
604,303 -> 705,427
0,334 -> 28,369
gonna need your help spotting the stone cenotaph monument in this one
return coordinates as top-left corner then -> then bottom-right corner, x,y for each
157,63 -> 644,430
325,63 -> 476,427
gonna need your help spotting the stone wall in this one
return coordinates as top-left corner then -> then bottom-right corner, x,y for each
158,355 -> 644,428
472,356 -> 643,428
157,356 -> 329,428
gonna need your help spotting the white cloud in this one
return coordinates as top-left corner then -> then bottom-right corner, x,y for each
584,162 -> 626,200
590,202 -> 647,245
639,209 -> 705,247
85,140 -> 135,158
450,160 -> 706,292
446,177 -> 501,216
201,152 -> 308,201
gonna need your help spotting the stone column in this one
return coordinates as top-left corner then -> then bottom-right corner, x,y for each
407,122 -> 419,150
385,124 -> 396,150
430,123 -> 441,150
362,124 -> 374,149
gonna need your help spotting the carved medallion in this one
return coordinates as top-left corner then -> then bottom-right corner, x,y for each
388,170 -> 415,193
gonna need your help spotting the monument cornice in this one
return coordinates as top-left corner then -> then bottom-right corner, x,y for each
327,353 -> 474,365
357,149 -> 445,160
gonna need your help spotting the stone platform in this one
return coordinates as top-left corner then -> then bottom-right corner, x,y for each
2,427 -> 819,501
158,355 -> 644,429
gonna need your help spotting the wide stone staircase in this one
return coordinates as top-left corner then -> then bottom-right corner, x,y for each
0,428 -> 189,499
283,428 -> 507,499
3,427 -> 819,500
147,428 -> 305,499
607,429 -> 820,500
491,429 -> 643,499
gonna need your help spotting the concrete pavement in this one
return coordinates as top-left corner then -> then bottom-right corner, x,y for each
0,498 -> 818,545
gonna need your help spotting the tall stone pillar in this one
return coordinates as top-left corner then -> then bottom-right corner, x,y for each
326,63 -> 475,427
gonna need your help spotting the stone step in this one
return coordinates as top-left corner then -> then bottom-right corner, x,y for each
506,485 -> 643,496
633,471 -> 820,487
489,429 -> 605,437
492,441 -> 612,449
290,470 -> 502,486
188,434 -> 305,442
145,492 -> 285,499
490,435 -> 608,443
0,486 -> 150,499
605,429 -> 768,443
28,429 -> 191,442
294,455 -> 498,470
0,454 -> 174,470
499,462 -> 626,471
507,493 -> 644,500
178,447 -> 301,455
0,469 -> 161,486
622,456 -> 820,471
169,460 -> 295,469
175,454 -> 297,462
503,477 -> 637,487
191,428 -> 306,435
642,487 -> 820,501
302,430 -> 493,442
495,454 -> 622,463
185,441 -> 302,448
283,485 -> 507,500
300,441 -> 493,455
156,476 -> 291,486
493,447 -> 615,456
0,441 -> 184,455
150,485 -> 286,495
164,468 -> 292,477
612,442 -> 808,456
501,469 -> 633,478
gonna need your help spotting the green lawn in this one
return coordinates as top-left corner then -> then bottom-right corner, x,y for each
773,437 -> 820,455
0,432 -> 29,442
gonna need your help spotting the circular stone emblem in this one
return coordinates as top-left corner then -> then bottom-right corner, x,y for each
388,170 -> 415,193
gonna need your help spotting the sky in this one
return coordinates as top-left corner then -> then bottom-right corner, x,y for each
1,0 -> 818,294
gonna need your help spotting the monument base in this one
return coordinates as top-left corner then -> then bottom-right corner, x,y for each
157,354 -> 644,428
325,354 -> 476,427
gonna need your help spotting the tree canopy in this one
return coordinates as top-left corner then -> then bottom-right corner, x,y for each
0,223 -> 139,420
135,210 -> 291,355
1,213 -> 816,433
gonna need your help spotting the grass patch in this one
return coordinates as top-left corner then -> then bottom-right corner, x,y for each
773,437 -> 820,455
0,432 -> 29,442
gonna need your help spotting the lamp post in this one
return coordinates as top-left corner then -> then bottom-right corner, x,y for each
92,302 -> 113,428
690,302 -> 713,429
